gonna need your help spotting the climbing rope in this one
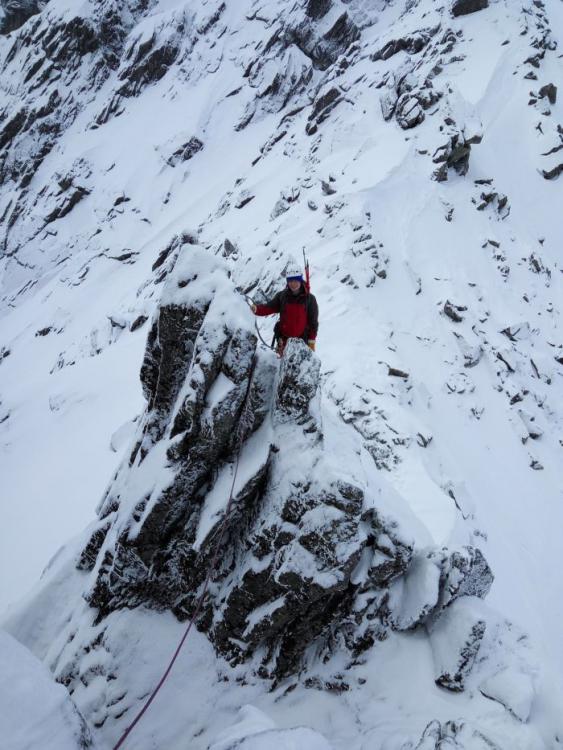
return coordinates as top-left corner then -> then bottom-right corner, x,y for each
244,293 -> 274,351
112,356 -> 257,750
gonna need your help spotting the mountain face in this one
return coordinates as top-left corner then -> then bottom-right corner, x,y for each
1,0 -> 563,749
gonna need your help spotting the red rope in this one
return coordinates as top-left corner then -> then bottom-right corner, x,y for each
112,358 -> 257,750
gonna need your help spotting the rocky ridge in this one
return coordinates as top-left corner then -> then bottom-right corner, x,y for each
64,242 -> 494,690
1,0 -> 562,747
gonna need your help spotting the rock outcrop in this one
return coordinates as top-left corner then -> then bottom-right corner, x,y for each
432,129 -> 483,181
0,0 -> 45,34
71,241 -> 493,684
451,0 -> 489,18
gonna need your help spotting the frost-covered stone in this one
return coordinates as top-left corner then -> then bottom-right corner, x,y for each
285,9 -> 360,72
275,338 -> 321,422
436,546 -> 494,611
396,95 -> 425,130
432,129 -> 483,181
212,727 -> 333,750
387,545 -> 492,631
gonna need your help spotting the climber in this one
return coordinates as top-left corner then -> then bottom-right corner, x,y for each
250,265 -> 318,356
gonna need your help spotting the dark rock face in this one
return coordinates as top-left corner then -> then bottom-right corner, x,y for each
74,244 -> 493,683
306,0 -> 332,21
0,0 -> 44,35
167,136 -> 204,167
0,1 -> 132,253
538,83 -> 557,105
371,28 -> 436,62
306,85 -> 344,135
377,26 -> 445,131
433,130 -> 482,181
451,0 -> 488,17
542,163 -> 563,180
285,10 -> 360,72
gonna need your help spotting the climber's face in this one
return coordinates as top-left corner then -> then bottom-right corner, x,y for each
287,279 -> 301,293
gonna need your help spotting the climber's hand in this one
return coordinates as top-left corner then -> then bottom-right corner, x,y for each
308,340 -> 316,352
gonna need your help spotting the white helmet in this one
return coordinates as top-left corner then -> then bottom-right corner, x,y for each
284,258 -> 303,281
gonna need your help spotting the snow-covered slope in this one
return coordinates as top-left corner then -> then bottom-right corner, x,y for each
0,628 -> 98,749
1,0 -> 563,748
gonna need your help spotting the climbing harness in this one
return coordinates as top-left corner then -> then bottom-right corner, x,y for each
112,356 -> 257,750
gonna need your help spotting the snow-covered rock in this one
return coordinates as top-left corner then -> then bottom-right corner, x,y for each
427,597 -> 487,691
59,242 -> 491,685
2,0 -> 563,747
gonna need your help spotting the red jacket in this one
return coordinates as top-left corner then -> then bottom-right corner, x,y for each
255,285 -> 318,340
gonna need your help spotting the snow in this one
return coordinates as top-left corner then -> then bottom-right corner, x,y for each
480,668 -> 536,723
1,0 -> 563,747
210,726 -> 334,750
388,550 -> 441,630
0,629 -> 95,750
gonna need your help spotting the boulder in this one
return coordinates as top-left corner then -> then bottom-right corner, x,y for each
435,546 -> 494,611
451,0 -> 489,17
433,130 -> 482,181
167,136 -> 204,167
538,83 -> 557,105
396,95 -> 425,130
275,338 -> 321,422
